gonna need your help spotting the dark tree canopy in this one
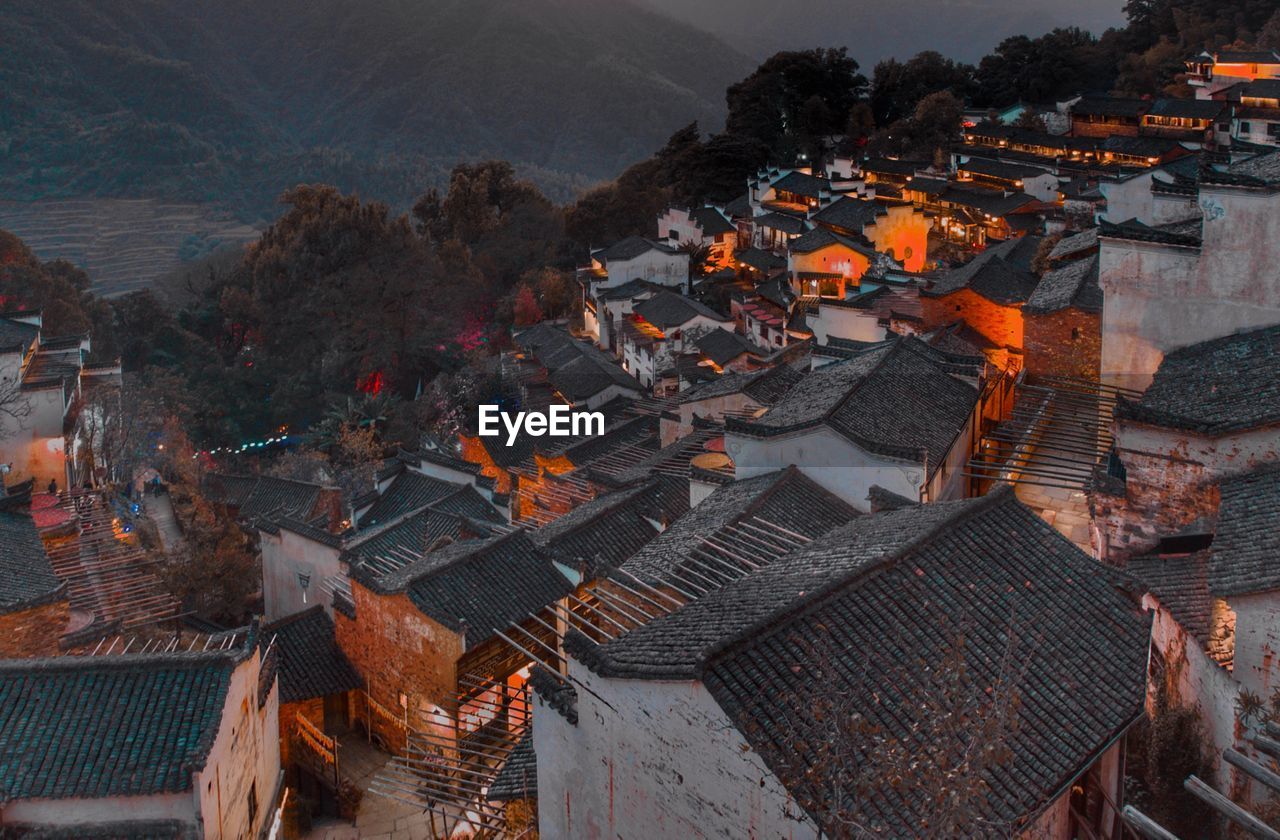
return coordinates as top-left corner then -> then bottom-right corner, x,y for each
726,48 -> 869,163
871,51 -> 975,125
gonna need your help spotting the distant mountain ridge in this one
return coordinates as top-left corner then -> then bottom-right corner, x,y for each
0,0 -> 753,216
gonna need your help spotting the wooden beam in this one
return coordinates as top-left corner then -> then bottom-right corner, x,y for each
1184,775 -> 1280,839
1120,805 -> 1181,840
1226,749 -> 1280,794
1251,733 -> 1280,761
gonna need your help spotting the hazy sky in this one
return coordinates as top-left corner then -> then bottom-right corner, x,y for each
638,0 -> 1127,66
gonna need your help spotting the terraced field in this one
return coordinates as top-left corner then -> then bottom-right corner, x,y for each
0,199 -> 260,296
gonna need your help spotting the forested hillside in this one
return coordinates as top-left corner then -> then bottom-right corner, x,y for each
0,0 -> 751,217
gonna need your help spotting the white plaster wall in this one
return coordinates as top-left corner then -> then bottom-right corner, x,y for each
1099,172 -> 1157,224
1022,173 -> 1061,204
261,530 -> 343,622
0,384 -> 69,486
195,653 -> 281,840
1232,591 -> 1280,711
1115,423 -> 1280,485
1100,186 -> 1280,391
0,792 -> 196,829
603,250 -> 689,289
534,664 -> 818,840
726,426 -> 923,512
809,304 -> 886,345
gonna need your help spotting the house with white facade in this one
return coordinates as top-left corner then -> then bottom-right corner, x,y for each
724,336 -> 982,510
588,236 -> 688,290
1229,78 -> 1280,147
656,205 -> 736,267
1097,149 -> 1280,392
0,311 -> 115,489
535,485 -> 1148,840
0,631 -> 281,839
618,291 -> 729,392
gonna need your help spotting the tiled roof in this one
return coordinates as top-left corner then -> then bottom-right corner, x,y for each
694,328 -> 760,365
633,291 -> 728,329
594,236 -> 678,264
1047,227 -> 1098,261
0,650 -> 239,801
1209,465 -> 1280,597
0,316 -> 39,353
359,471 -> 464,527
1116,324 -> 1280,433
770,170 -> 829,199
403,531 -> 572,646
1147,98 -> 1225,120
754,212 -> 807,234
263,607 -> 362,703
1101,135 -> 1182,157
737,247 -> 787,273
727,338 -> 979,467
690,206 -> 736,237
515,323 -> 644,404
1215,49 -> 1280,64
488,732 -> 537,802
1072,96 -> 1149,118
621,467 -> 859,582
925,236 -> 1043,304
722,193 -> 752,219
810,196 -> 885,233
1128,552 -> 1213,644
699,486 -> 1148,835
0,507 -> 64,613
959,157 -> 1054,181
1239,79 -> 1280,100
532,479 -> 677,577
1024,254 -> 1101,314
206,474 -> 328,523
1212,148 -> 1280,187
1099,218 -> 1202,248
787,226 -> 874,256
862,157 -> 924,177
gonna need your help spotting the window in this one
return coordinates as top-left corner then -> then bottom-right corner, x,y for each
1270,123 -> 1280,138
1071,327 -> 1080,341
1239,121 -> 1252,134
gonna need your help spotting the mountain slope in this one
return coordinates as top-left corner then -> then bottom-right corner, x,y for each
0,0 -> 751,214
638,0 -> 1126,65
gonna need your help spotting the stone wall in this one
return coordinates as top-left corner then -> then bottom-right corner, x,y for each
335,581 -> 463,745
921,288 -> 1023,350
1023,308 -> 1101,380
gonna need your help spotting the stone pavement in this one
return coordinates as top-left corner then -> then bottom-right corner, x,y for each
145,491 -> 184,551
1012,442 -> 1093,553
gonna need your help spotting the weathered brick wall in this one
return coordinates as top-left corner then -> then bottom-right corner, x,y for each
335,581 -> 463,746
1024,309 -> 1101,380
1091,448 -> 1220,563
0,600 -> 69,657
278,697 -> 324,769
921,289 -> 1023,350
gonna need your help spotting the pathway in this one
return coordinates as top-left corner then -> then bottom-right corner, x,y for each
146,491 -> 184,551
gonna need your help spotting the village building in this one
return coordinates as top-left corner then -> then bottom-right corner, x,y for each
724,336 -> 984,509
666,363 -> 804,444
1186,49 -> 1280,99
920,234 -> 1044,367
585,236 -> 688,291
508,322 -> 645,411
582,277 -> 663,351
956,155 -> 1062,202
334,529 -> 571,760
809,195 -> 932,272
0,491 -> 69,658
1022,231 -> 1103,380
1070,97 -> 1150,139
785,226 -> 876,299
618,290 -> 729,392
1140,98 -> 1227,144
1127,465 -> 1280,796
1096,149 -> 1280,392
536,485 -> 1149,840
807,272 -> 927,347
261,606 -> 362,821
656,205 -> 736,268
1228,78 -> 1280,147
0,311 -> 118,489
1092,323 -> 1280,563
901,177 -> 1040,245
1097,154 -> 1204,226
688,327 -> 762,376
0,633 -> 282,839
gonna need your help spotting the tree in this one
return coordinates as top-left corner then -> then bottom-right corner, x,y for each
725,49 -> 868,163
870,52 -> 976,125
904,91 -> 965,161
974,29 -> 1119,107
512,284 -> 544,327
